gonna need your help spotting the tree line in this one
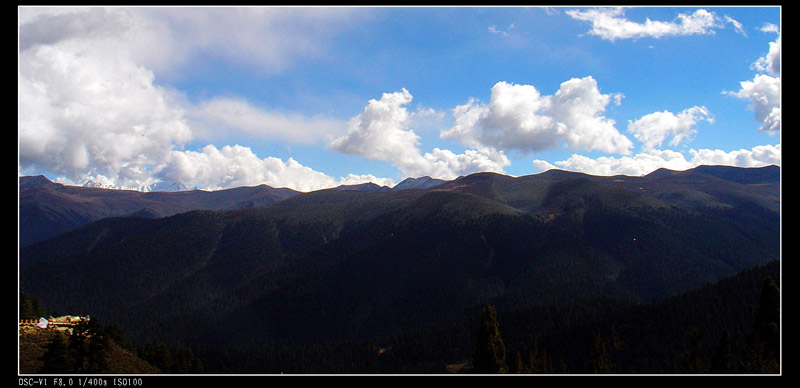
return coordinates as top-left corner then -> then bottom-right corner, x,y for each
20,260 -> 779,374
471,273 -> 780,374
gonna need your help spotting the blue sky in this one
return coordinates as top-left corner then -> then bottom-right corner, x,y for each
18,6 -> 781,191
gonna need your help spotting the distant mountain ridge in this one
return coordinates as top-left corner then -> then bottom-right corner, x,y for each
18,165 -> 779,246
18,175 -> 300,246
646,164 -> 780,184
81,178 -> 194,192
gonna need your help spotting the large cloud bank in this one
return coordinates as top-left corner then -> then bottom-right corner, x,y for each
18,7 -> 780,190
18,7 -> 379,191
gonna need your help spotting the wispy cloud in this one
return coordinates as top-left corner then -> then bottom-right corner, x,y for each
759,23 -> 779,33
566,7 -> 723,41
724,15 -> 747,36
190,97 -> 346,144
488,22 -> 515,37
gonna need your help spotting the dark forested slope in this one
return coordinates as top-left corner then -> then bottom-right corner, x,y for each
19,166 -> 780,372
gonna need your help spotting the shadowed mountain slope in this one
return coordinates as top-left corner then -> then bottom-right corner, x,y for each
19,166 -> 779,355
18,176 -> 299,246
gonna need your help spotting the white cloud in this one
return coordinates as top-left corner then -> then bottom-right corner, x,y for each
17,7 -> 381,192
161,144 -> 393,192
723,31 -> 780,134
759,23 -> 779,34
533,149 -> 692,176
330,89 -> 420,164
330,89 -> 510,180
19,7 -> 364,77
443,77 -> 633,155
18,42 -> 193,189
19,8 -> 185,77
417,147 -> 510,180
723,15 -> 746,36
140,7 -> 363,76
338,174 -> 396,188
752,35 -> 780,76
190,97 -> 346,144
627,106 -> 713,151
533,144 -> 780,176
488,22 -> 515,37
688,144 -> 781,167
725,74 -> 781,133
712,26 -> 780,137
566,7 -> 721,41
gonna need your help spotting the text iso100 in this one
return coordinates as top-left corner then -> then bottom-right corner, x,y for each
112,379 -> 142,387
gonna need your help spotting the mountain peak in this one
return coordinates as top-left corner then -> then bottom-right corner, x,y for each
334,182 -> 393,192
148,180 -> 192,192
19,175 -> 57,189
393,176 -> 447,191
688,164 -> 780,184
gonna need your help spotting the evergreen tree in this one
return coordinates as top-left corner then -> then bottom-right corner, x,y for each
527,337 -> 553,373
514,350 -> 527,374
39,333 -> 75,374
19,286 -> 45,320
740,277 -> 780,373
472,305 -> 507,374
138,341 -> 173,373
105,323 -> 134,352
588,329 -> 615,374
69,319 -> 110,373
679,327 -> 705,374
709,329 -> 732,373
173,347 -> 205,374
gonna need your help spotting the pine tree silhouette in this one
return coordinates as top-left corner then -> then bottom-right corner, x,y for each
740,277 -> 779,373
472,305 -> 507,373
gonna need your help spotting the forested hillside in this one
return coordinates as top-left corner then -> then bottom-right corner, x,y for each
19,165 -> 780,374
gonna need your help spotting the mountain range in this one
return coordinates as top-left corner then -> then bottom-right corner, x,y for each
18,174 -> 450,247
18,176 -> 300,247
18,165 -> 780,373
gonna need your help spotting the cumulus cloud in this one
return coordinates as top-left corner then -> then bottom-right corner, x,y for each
566,7 -> 722,41
18,42 -> 193,189
627,106 -> 713,151
752,34 -> 780,76
533,149 -> 693,176
17,7 -> 382,192
416,147 -> 510,180
442,77 -> 633,155
330,89 -> 420,163
161,144 -> 392,192
533,144 -> 780,176
330,89 -> 510,180
724,32 -> 780,134
725,74 -> 780,133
